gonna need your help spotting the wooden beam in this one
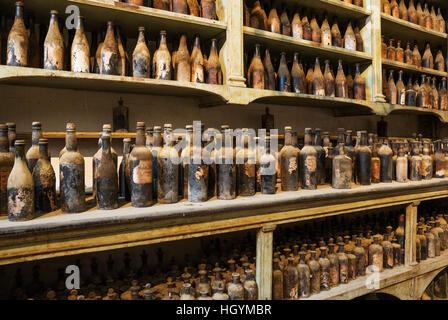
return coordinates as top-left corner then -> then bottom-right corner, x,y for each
405,201 -> 419,266
256,224 -> 276,300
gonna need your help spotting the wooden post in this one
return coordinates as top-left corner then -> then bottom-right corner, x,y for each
367,0 -> 386,103
256,224 -> 276,300
224,0 -> 246,87
405,201 -> 419,266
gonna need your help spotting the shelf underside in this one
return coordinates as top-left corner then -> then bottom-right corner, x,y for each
382,59 -> 448,78
0,178 -> 448,266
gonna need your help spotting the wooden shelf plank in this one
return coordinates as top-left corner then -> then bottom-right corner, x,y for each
381,13 -> 448,49
0,65 -> 228,105
384,103 -> 448,123
283,0 -> 371,21
382,59 -> 448,78
243,27 -> 373,65
1,179 -> 448,266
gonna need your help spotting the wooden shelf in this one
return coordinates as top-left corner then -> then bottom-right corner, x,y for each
381,13 -> 448,49
1,178 -> 448,266
0,65 -> 228,107
382,59 -> 448,78
384,103 -> 448,123
284,0 -> 371,21
243,27 -> 373,65
0,0 -> 227,40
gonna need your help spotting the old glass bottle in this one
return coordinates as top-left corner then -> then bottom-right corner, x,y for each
94,30 -> 105,74
408,0 -> 418,24
327,243 -> 339,287
371,143 -> 380,183
404,42 -> 413,64
435,49 -> 445,71
217,128 -> 236,200
381,233 -> 394,269
433,221 -> 445,252
398,0 -> 408,20
119,138 -> 131,201
153,30 -> 171,80
129,122 -> 153,207
267,6 -> 280,34
387,39 -> 396,61
158,124 -> 179,203
187,0 -> 201,17
280,8 -> 291,36
300,128 -> 317,190
437,8 -> 446,33
71,16 -> 89,73
368,236 -> 383,272
302,13 -> 312,41
337,242 -> 349,284
7,2 -> 28,67
405,78 -> 417,106
173,34 -> 190,82
396,143 -> 408,182
97,133 -> 118,210
283,257 -> 298,300
422,43 -> 434,69
353,238 -> 366,276
153,0 -> 171,11
206,39 -> 222,84
291,10 -> 302,39
201,0 -> 217,20
355,131 -> 371,185
312,57 -> 325,96
318,247 -> 330,291
272,259 -> 283,300
313,129 -> 325,185
59,126 -> 85,213
115,26 -> 129,76
387,70 -> 397,104
332,143 -> 352,189
191,35 -> 204,83
7,140 -> 33,221
26,122 -> 43,173
278,52 -> 290,92
412,43 -> 422,67
417,75 -> 427,107
248,44 -> 265,89
236,129 -> 256,196
228,273 -> 244,300
396,70 -> 405,105
132,27 -> 150,78
260,136 -> 276,194
425,222 -> 436,258
250,1 -> 268,30
354,25 -> 364,52
379,140 -> 393,182
101,22 -> 119,75
344,21 -> 356,51
409,141 -> 422,181
0,125 -> 13,216
172,0 -> 188,14
429,221 -> 441,256
331,19 -> 343,47
291,53 -> 305,94
440,78 -> 448,110
7,123 -> 16,154
421,141 -> 432,179
33,138 -> 56,214
243,269 -> 258,300
324,60 -> 335,97
308,251 -> 321,294
431,77 -> 439,109
424,4 -> 432,29
353,63 -> 366,100
417,225 -> 427,260
416,2 -> 425,27
335,60 -> 347,98
310,14 -> 321,43
320,16 -> 331,46
280,127 -> 299,191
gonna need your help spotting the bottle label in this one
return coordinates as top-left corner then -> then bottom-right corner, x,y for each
288,157 -> 298,174
132,160 -> 152,184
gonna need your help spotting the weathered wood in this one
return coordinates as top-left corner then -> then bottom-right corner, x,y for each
383,58 -> 448,78
224,0 -> 245,87
256,224 -> 276,300
405,201 -> 419,266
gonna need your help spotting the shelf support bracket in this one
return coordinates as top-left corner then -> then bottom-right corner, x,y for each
256,224 -> 276,300
405,201 -> 419,266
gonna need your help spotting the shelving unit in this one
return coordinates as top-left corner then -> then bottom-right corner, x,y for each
1,0 -> 448,301
382,59 -> 448,78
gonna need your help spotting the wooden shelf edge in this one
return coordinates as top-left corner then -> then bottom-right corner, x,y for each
381,13 -> 448,40
384,103 -> 448,123
382,59 -> 448,78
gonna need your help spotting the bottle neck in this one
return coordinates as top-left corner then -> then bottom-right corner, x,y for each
15,4 -> 23,19
284,130 -> 292,146
102,138 -> 111,154
14,145 -> 25,161
137,30 -> 146,43
66,131 -> 78,151
304,132 -> 312,146
32,127 -> 42,146
0,130 -> 8,152
135,128 -> 145,147
39,144 -> 49,160
254,46 -> 261,57
153,131 -> 162,148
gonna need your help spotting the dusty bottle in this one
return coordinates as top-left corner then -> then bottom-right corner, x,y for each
158,124 -> 179,203
278,52 -> 290,92
353,63 -> 366,100
390,0 -> 399,17
368,236 -> 383,272
300,128 -> 317,190
172,0 -> 188,14
268,7 -> 281,34
250,1 -> 268,30
101,22 -> 119,75
412,43 -> 422,67
201,0 -> 217,20
150,126 -> 162,200
129,122 -> 153,207
422,43 -> 434,69
93,30 -> 105,74
405,78 -> 417,106
421,141 -> 432,179
386,70 -> 397,104
416,75 -> 427,107
440,78 -> 448,110
344,22 -> 356,51
353,238 -> 366,276
26,122 -> 43,173
280,127 -> 299,191
321,16 -> 331,46
379,141 -> 393,182
337,242 -> 349,284
381,233 -> 394,269
417,225 -> 427,260
431,77 -> 439,109
243,269 -> 258,300
283,257 -> 298,299
396,143 -> 408,182
435,49 -> 445,72
33,138 -> 56,214
153,0 -> 171,11
397,0 -> 408,20
0,125 -> 13,216
248,44 -> 265,89
71,16 -> 89,73
323,60 -> 335,97
236,129 -> 256,196
180,125 -> 193,199
116,26 -> 129,76
395,40 -> 404,62
217,128 -> 236,200
433,221 -> 445,252
228,273 -> 244,300
408,0 -> 418,24
396,70 -> 405,105
7,123 -> 16,154
280,8 -> 291,36
332,143 -> 352,189
174,34 -> 190,82
429,221 -> 441,256
119,138 -> 131,201
425,222 -> 436,258
409,141 -> 422,181
404,42 -> 413,64
308,251 -> 321,294
354,25 -> 364,52
305,62 -> 314,94
302,12 -> 312,41
7,140 -> 34,221
355,131 -> 371,185
263,49 -> 275,90
97,133 -> 118,210
260,136 -> 276,194
206,39 -> 222,84
191,35 -> 204,83
331,19 -> 343,47
437,8 -> 446,33
335,60 -> 347,98
417,2 -> 425,27
312,57 -> 325,96
291,53 -> 305,94
327,243 -> 339,287
7,2 -> 28,67
381,35 -> 387,59
132,27 -> 150,78
318,247 -> 330,291
153,30 -> 172,80
59,127 -> 85,213
310,14 -> 321,43
272,259 -> 283,300
387,39 -> 396,61
313,129 -> 326,185
291,10 -> 302,39
424,4 -> 432,29
187,0 -> 201,17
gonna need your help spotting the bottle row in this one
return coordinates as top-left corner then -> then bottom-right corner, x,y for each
382,0 -> 447,33
3,122 -> 448,221
273,207 -> 448,299
3,2 -> 222,84
4,234 -> 258,300
246,1 -> 365,52
381,36 -> 446,72
121,0 -> 219,20
246,46 -> 366,100
382,70 -> 448,109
